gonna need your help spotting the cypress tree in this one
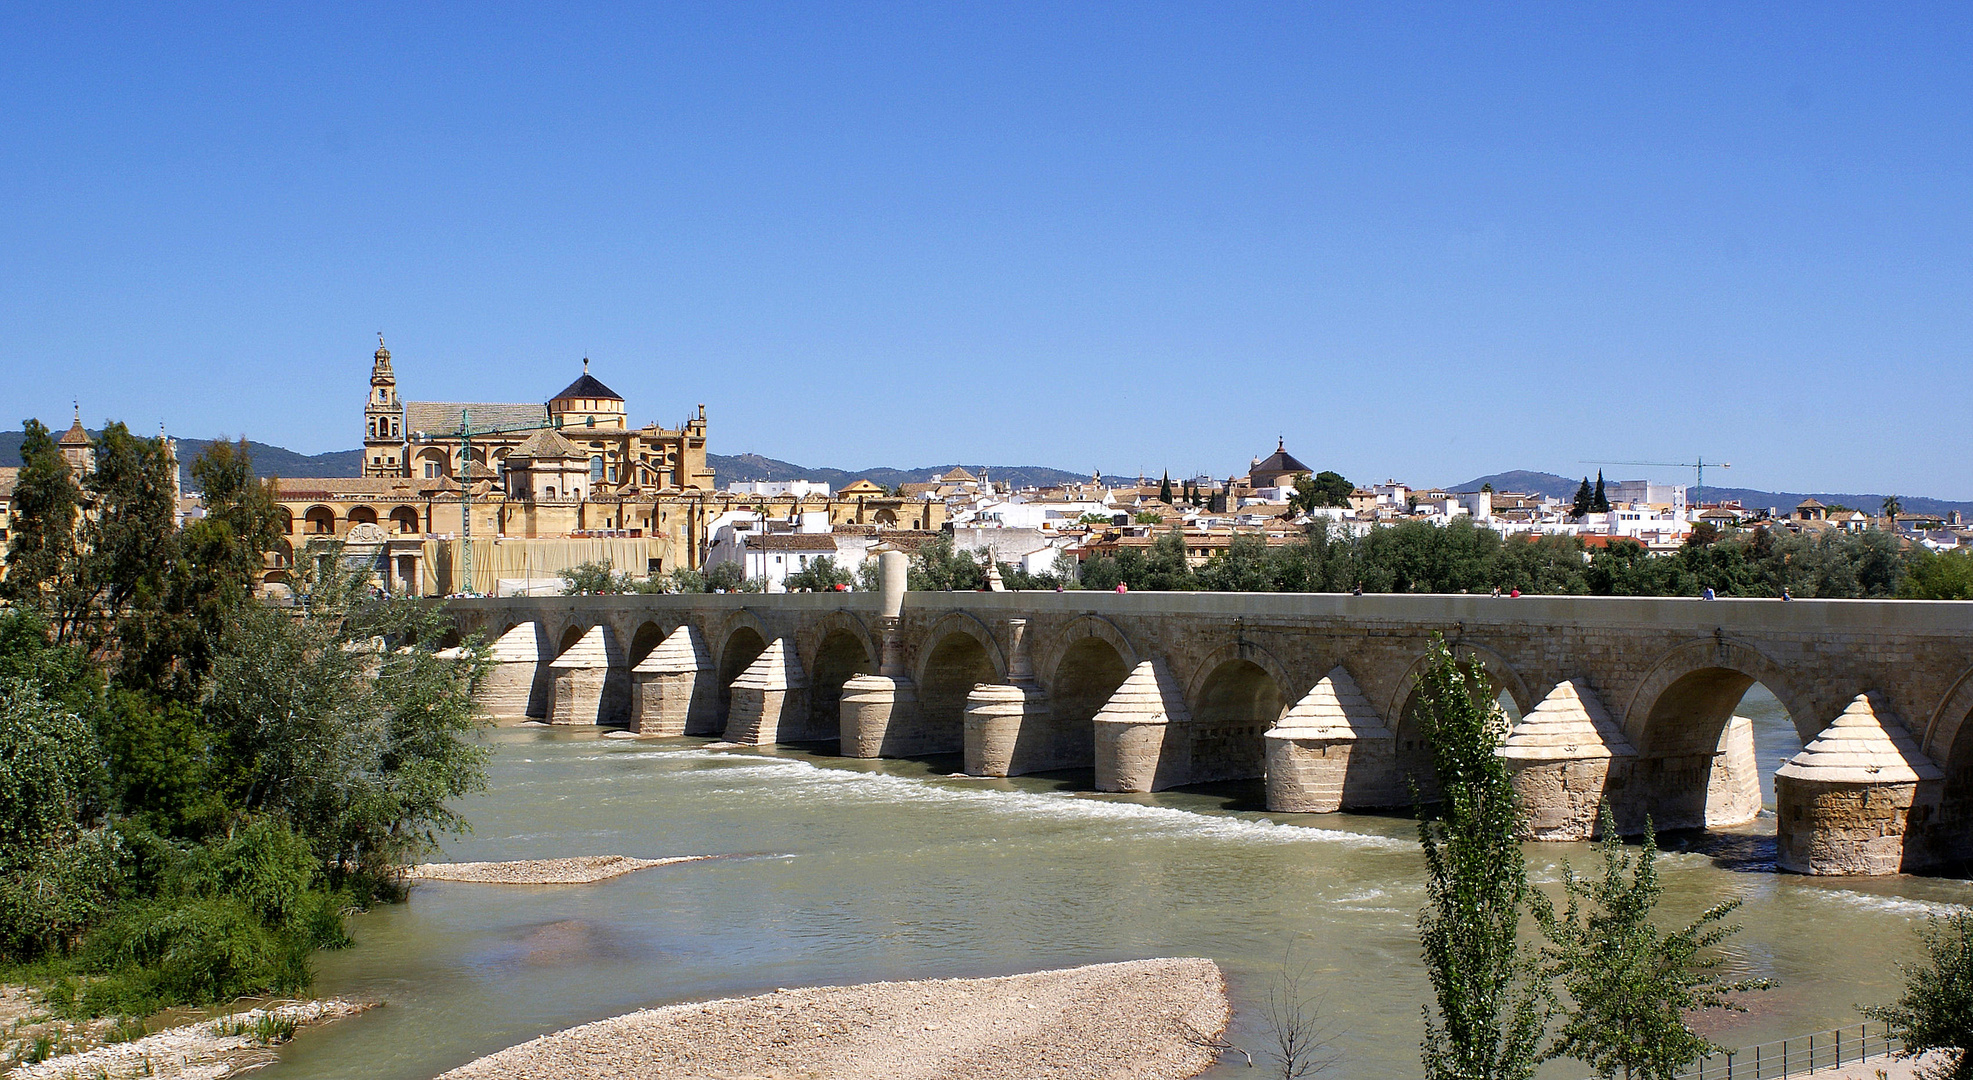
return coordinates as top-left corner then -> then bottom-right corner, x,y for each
1159,471 -> 1174,505
1592,471 -> 1610,513
1571,478 -> 1593,518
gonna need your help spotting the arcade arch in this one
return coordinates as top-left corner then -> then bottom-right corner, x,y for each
1048,636 -> 1131,768
919,632 -> 999,751
717,626 -> 769,722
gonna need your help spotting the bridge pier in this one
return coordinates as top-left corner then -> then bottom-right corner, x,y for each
964,619 -> 1054,777
1264,667 -> 1401,813
1501,679 -> 1635,840
1093,658 -> 1192,792
549,625 -> 630,725
480,622 -> 552,719
724,639 -> 813,744
1776,693 -> 1944,875
631,624 -> 718,736
840,615 -> 922,757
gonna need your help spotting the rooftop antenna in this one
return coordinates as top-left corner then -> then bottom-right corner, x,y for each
1581,458 -> 1731,510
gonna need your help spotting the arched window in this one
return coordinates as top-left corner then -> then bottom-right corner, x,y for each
590,456 -> 606,483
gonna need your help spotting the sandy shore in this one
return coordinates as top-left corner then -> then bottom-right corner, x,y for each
12,999 -> 371,1080
406,854 -> 715,884
435,957 -> 1229,1080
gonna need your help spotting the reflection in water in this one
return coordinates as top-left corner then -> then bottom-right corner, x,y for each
259,710 -> 1961,1080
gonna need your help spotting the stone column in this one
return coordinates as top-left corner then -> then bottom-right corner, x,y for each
724,639 -> 813,744
477,621 -> 551,719
840,615 -> 921,758
549,624 -> 631,725
1264,667 -> 1400,813
1776,692 -> 1944,875
630,623 -> 717,736
1500,679 -> 1636,840
964,619 -> 1051,776
1093,658 -> 1192,793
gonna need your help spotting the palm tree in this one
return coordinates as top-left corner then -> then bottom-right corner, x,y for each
1883,495 -> 1903,527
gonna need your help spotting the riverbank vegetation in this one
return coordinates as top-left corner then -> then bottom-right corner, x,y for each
0,423 -> 489,1038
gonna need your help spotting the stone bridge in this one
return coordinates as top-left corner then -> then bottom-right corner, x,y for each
444,564 -> 1973,877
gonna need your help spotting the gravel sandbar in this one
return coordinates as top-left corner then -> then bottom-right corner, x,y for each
406,854 -> 714,884
13,999 -> 372,1080
435,957 -> 1229,1080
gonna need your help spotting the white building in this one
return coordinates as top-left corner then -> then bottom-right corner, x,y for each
1606,480 -> 1686,519
725,479 -> 833,499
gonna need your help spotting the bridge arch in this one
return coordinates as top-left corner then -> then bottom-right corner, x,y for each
1621,637 -> 1819,749
709,611 -> 770,702
805,613 -> 878,734
912,612 -> 1007,687
1045,629 -> 1135,769
915,613 -> 1006,753
1036,615 -> 1140,687
1183,641 -> 1293,784
1922,663 -> 1973,763
1385,641 -> 1532,724
627,620 -> 667,669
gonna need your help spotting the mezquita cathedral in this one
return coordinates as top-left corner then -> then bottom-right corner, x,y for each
268,340 -> 942,596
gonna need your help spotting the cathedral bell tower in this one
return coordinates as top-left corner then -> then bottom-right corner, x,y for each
364,336 -> 404,478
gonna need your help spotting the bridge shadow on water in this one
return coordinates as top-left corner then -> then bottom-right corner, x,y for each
1654,825 -> 1779,874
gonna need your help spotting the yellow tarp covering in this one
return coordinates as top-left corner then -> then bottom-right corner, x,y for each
422,537 -> 674,596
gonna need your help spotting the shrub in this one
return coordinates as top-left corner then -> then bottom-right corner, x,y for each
79,896 -> 309,1013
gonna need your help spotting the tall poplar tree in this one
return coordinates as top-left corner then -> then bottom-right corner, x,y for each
1414,634 -> 1545,1080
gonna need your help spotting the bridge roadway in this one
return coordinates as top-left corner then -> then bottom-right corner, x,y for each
445,574 -> 1973,877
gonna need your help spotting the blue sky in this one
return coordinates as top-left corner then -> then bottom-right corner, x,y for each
3,4 -> 1969,496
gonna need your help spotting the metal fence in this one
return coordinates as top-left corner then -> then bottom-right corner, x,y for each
1677,1022 -> 1905,1080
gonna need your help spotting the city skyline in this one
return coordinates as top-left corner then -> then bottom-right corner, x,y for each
3,5 -> 1970,497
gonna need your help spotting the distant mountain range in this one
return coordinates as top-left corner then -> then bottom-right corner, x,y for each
0,430 -> 363,486
1457,470 -> 1973,518
708,453 -> 1118,491
7,430 -> 1965,516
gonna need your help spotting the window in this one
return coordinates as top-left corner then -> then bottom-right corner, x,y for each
590,457 -> 605,482
425,462 -> 440,479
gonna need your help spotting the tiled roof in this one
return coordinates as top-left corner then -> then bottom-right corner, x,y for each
511,428 -> 586,460
551,373 -> 623,402
939,467 -> 977,482
274,477 -> 422,499
747,534 -> 841,551
405,402 -> 549,436
1251,439 -> 1311,475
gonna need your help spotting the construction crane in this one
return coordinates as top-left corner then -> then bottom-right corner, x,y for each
1581,458 -> 1731,513
413,408 -> 552,595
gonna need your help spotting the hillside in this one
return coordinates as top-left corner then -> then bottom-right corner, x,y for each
1457,470 -> 1973,518
709,453 -> 1103,491
0,430 -> 364,485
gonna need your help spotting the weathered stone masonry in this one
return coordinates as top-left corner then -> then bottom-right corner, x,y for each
447,588 -> 1973,877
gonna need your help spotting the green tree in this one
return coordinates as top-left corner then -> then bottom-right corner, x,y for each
203,562 -> 491,892
1539,805 -> 1769,1080
784,554 -> 855,591
560,558 -> 636,594
1135,510 -> 1165,525
1413,635 -> 1545,1080
1,419 -> 85,636
1884,495 -> 1904,523
1159,472 -> 1174,504
1903,549 -> 1973,600
1591,472 -> 1610,513
1571,478 -> 1594,518
1867,912 -> 1973,1080
908,535 -> 985,591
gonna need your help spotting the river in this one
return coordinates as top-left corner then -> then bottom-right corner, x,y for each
261,687 -> 1968,1079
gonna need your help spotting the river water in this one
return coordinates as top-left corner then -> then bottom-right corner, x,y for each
261,687 -> 1969,1080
